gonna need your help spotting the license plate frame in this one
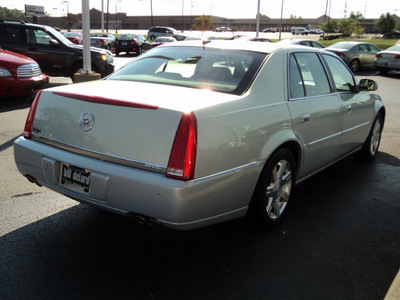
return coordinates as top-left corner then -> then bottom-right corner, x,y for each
61,164 -> 91,193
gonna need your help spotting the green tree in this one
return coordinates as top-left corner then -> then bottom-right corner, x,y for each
353,20 -> 365,38
0,6 -> 26,18
338,18 -> 355,37
377,12 -> 395,33
193,15 -> 214,32
350,11 -> 363,20
322,18 -> 337,34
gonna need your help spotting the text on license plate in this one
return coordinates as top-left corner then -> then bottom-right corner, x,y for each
61,164 -> 91,193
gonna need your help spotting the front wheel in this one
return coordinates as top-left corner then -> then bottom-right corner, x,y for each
249,148 -> 296,228
354,113 -> 383,161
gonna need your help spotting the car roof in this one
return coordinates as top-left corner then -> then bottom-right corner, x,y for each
159,39 -> 328,55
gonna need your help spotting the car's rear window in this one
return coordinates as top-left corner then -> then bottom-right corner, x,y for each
107,46 -> 267,95
329,42 -> 354,50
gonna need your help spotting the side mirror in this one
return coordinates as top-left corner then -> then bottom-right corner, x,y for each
359,78 -> 378,91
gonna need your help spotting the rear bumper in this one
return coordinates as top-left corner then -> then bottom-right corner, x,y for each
14,137 -> 259,230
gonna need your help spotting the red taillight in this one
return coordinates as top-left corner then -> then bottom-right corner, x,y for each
23,90 -> 42,139
167,112 -> 197,181
335,52 -> 344,57
98,39 -> 104,44
395,55 -> 400,60
376,53 -> 382,58
131,41 -> 138,45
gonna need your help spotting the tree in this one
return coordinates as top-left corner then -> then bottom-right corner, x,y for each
0,6 -> 26,19
377,13 -> 395,33
193,15 -> 214,32
322,18 -> 337,34
338,18 -> 355,37
350,11 -> 363,20
353,20 -> 365,38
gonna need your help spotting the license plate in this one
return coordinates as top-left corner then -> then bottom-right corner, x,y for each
61,164 -> 91,193
122,42 -> 127,46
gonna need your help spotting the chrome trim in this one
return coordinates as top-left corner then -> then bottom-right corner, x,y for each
32,135 -> 167,174
308,131 -> 342,146
190,161 -> 260,183
342,121 -> 371,134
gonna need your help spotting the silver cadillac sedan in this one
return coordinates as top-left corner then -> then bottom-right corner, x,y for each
14,41 -> 385,230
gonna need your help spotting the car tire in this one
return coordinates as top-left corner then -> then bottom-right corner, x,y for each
69,63 -> 83,81
249,148 -> 296,228
136,46 -> 142,56
349,59 -> 360,72
116,51 -> 120,56
354,113 -> 383,161
150,35 -> 156,41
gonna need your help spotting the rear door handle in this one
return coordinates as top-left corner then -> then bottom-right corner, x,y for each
300,113 -> 311,124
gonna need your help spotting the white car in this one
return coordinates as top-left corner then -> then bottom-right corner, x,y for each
14,41 -> 385,230
374,44 -> 400,74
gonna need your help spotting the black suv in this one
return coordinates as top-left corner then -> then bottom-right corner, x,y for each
0,21 -> 114,81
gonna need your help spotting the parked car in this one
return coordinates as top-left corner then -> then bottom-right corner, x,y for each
0,21 -> 114,81
0,48 -> 48,97
381,30 -> 400,39
62,31 -> 83,44
90,32 -> 116,51
262,28 -> 275,33
325,41 -> 380,72
291,27 -> 309,35
147,26 -> 186,41
248,37 -> 272,43
374,44 -> 400,74
276,39 -> 325,48
14,41 -> 385,231
114,33 -> 150,56
150,36 -> 177,49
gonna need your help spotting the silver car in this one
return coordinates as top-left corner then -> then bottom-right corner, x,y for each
14,41 -> 385,230
374,44 -> 400,74
325,41 -> 381,72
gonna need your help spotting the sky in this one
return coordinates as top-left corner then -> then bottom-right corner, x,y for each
2,0 -> 399,19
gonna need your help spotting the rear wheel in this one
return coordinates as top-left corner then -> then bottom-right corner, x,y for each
249,148 -> 296,228
349,59 -> 360,72
354,113 -> 383,161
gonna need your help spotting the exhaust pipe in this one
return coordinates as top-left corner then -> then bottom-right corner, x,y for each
26,175 -> 42,187
131,214 -> 162,227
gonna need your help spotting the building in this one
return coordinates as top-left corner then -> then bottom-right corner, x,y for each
12,8 -> 400,34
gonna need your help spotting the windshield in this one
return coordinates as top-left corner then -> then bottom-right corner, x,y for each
386,45 -> 400,52
107,46 -> 266,95
47,26 -> 73,45
118,34 -> 137,39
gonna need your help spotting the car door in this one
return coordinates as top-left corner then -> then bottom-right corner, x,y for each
357,44 -> 379,67
286,52 -> 343,177
24,28 -> 71,76
322,54 -> 375,153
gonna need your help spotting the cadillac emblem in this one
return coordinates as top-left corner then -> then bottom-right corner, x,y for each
79,113 -> 95,131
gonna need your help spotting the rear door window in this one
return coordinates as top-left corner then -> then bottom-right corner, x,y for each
289,52 -> 331,99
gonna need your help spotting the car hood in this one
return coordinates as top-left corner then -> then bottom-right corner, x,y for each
70,44 -> 110,54
0,50 -> 37,66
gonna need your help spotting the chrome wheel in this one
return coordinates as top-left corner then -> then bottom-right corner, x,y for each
350,59 -> 360,72
265,159 -> 293,219
250,148 -> 296,228
369,117 -> 382,157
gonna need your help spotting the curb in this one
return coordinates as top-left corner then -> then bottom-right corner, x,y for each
385,269 -> 400,300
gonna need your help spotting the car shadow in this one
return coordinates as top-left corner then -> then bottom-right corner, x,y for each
0,95 -> 34,112
1,153 -> 399,299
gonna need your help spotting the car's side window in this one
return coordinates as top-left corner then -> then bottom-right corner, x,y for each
323,54 -> 356,92
289,52 -> 331,98
0,27 -> 21,43
289,54 -> 305,98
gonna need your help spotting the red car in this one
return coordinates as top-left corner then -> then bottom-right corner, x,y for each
0,49 -> 48,97
62,32 -> 83,44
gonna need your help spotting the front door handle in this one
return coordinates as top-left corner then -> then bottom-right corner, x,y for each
300,113 -> 311,124
345,104 -> 352,113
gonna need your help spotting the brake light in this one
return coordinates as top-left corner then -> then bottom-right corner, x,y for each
23,90 -> 42,139
98,39 -> 104,44
131,41 -> 138,45
376,53 -> 382,58
167,112 -> 197,181
395,55 -> 400,60
335,52 -> 344,57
